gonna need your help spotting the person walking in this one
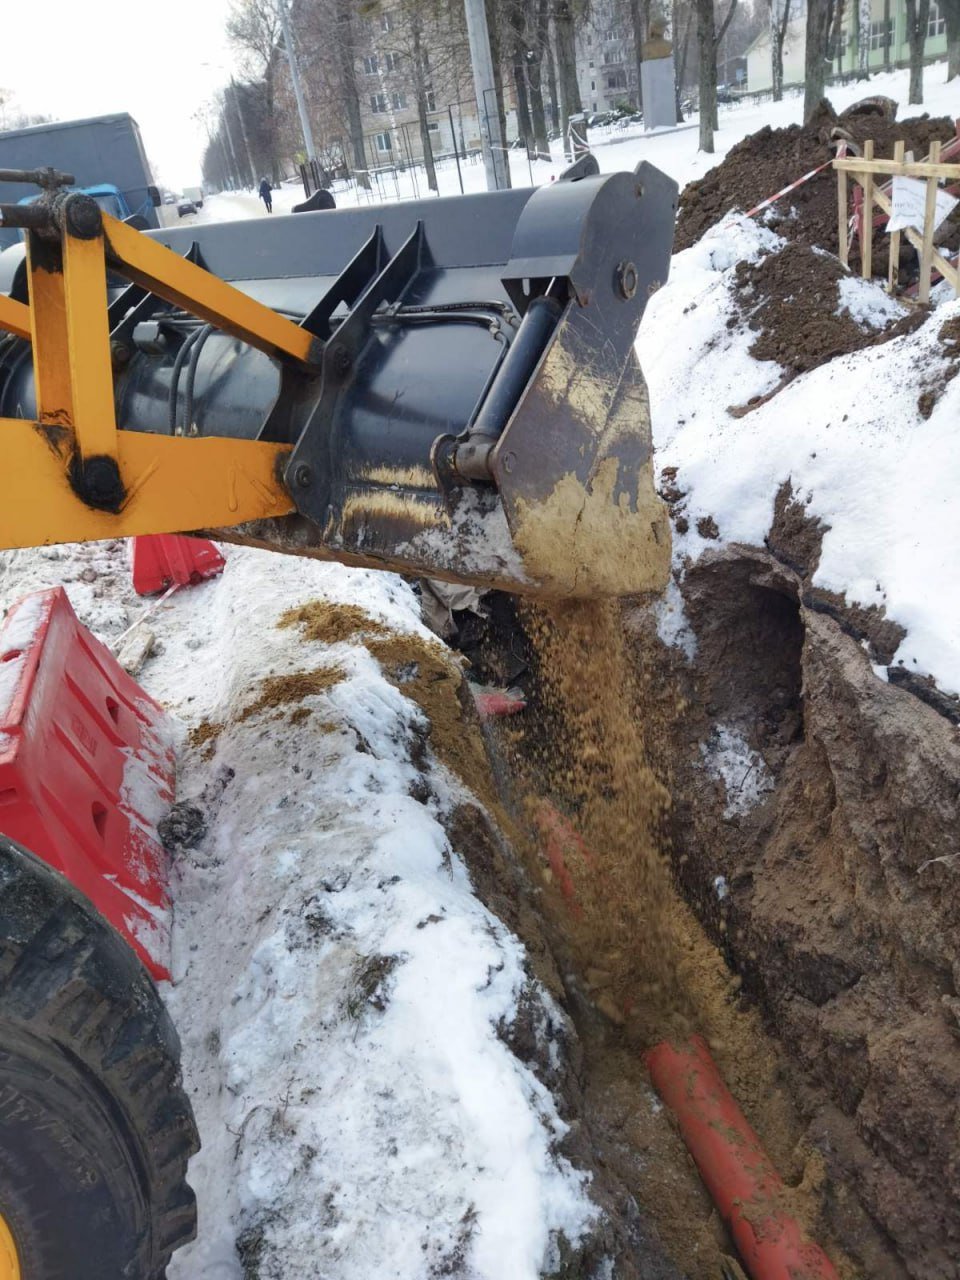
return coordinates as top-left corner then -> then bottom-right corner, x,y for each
258,177 -> 273,214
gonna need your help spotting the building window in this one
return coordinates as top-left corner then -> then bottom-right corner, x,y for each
868,18 -> 892,49
589,59 -> 595,68
370,93 -> 387,113
381,11 -> 394,31
375,131 -> 393,153
363,55 -> 379,74
606,70 -> 627,90
425,89 -> 437,111
428,120 -> 440,133
927,1 -> 945,36
391,91 -> 407,110
384,51 -> 401,71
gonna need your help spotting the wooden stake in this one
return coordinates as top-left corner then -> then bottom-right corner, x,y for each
838,165 -> 848,268
887,140 -> 905,295
919,140 -> 942,304
861,140 -> 874,280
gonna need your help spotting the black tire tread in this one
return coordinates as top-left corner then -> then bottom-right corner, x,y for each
0,837 -> 198,1278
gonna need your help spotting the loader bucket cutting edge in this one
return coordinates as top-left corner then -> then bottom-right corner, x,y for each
0,159 -> 679,598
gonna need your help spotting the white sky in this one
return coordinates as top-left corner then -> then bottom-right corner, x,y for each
1,0 -> 240,188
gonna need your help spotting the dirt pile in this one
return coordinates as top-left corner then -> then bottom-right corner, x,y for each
732,240 -> 924,385
675,105 -> 957,256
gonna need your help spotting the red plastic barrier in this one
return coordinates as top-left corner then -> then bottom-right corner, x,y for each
0,588 -> 175,979
132,534 -> 225,596
646,1036 -> 840,1280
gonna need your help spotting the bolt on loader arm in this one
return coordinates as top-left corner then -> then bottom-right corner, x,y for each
0,157 -> 678,598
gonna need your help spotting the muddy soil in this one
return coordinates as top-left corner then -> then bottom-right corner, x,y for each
732,240 -> 924,383
450,598 -> 853,1277
617,524 -> 960,1280
675,104 -> 956,260
451,552 -> 960,1279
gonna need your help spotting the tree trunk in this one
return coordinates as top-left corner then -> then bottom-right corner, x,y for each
945,0 -> 960,79
545,27 -> 561,133
513,56 -> 533,151
507,3 -> 533,153
485,0 -> 512,187
673,0 -> 690,118
803,0 -> 832,121
904,0 -> 931,103
553,0 -> 583,153
830,0 -> 845,72
528,1 -> 551,156
696,0 -> 716,152
712,0 -> 738,129
411,21 -> 438,192
630,0 -> 646,108
883,0 -> 892,70
336,4 -> 370,190
856,0 -> 871,74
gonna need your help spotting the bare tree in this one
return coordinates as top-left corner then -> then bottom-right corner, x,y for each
228,0 -> 286,181
671,0 -> 695,118
506,1 -> 534,152
485,0 -> 512,183
334,2 -> 372,185
711,0 -> 739,128
529,0 -> 554,150
904,0 -> 931,102
359,0 -> 470,193
768,0 -> 792,100
945,0 -> 960,79
803,0 -> 833,121
855,0 -> 871,75
553,0 -> 584,146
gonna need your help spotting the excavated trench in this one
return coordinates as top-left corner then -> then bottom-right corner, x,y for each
424,530 -> 960,1280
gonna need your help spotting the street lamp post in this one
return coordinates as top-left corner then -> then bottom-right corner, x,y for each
462,0 -> 509,191
277,0 -> 317,165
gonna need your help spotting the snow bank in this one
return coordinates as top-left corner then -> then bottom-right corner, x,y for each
642,217 -> 960,697
0,541 -> 597,1277
158,549 -> 595,1279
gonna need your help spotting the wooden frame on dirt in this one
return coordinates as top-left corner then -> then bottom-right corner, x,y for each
834,140 -> 960,304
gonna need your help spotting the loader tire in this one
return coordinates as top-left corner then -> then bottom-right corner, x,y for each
0,835 -> 198,1279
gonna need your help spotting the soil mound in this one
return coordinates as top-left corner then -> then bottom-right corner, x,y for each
675,105 -> 956,255
732,241 -> 924,382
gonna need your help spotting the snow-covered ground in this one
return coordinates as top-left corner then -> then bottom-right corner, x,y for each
0,541 -> 597,1279
642,216 -> 960,696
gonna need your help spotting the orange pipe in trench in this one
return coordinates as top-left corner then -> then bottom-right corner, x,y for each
645,1036 -> 840,1280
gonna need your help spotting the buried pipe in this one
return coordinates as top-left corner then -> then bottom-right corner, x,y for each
645,1036 -> 840,1280
529,802 -> 840,1279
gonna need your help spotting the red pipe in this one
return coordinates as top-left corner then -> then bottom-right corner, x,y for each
645,1036 -> 840,1280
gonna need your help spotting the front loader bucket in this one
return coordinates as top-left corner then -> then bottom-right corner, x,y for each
0,158 -> 678,598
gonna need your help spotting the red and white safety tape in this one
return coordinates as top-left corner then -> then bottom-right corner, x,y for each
743,142 -> 847,219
